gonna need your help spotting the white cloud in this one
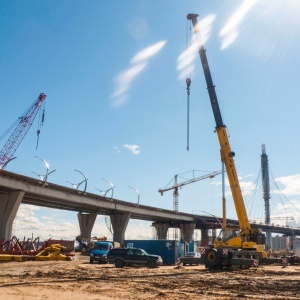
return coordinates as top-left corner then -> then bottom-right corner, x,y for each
220,31 -> 238,50
274,174 -> 300,196
111,62 -> 147,99
219,0 -> 259,49
111,41 -> 166,107
123,144 -> 141,155
240,180 -> 257,196
131,41 -> 166,64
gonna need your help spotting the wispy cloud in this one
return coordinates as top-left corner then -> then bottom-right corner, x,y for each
177,15 -> 215,81
111,62 -> 147,99
123,144 -> 141,155
111,41 -> 166,107
114,146 -> 121,153
131,41 -> 166,64
219,0 -> 259,50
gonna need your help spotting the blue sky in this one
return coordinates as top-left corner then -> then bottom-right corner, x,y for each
1,0 -> 300,241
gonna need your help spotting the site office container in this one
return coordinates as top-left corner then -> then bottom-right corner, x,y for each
124,240 -> 185,265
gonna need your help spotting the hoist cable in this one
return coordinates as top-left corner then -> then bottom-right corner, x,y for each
186,19 -> 192,151
187,83 -> 190,151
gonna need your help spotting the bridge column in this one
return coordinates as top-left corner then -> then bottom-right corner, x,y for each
0,191 -> 25,240
201,228 -> 209,247
180,222 -> 196,242
77,212 -> 97,239
266,229 -> 272,249
110,212 -> 131,246
152,222 -> 169,239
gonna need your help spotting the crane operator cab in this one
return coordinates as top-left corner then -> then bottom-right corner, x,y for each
214,228 -> 242,248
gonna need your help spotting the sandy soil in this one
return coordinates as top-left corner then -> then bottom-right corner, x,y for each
0,253 -> 300,300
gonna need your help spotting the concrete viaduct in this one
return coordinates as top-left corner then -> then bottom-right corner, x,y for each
1,170 -> 299,246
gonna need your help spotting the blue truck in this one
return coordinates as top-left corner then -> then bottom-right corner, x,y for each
90,241 -> 117,264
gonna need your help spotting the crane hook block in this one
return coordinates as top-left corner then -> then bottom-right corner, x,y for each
186,78 -> 191,87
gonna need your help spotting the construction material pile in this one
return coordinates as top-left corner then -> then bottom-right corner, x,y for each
0,236 -> 74,262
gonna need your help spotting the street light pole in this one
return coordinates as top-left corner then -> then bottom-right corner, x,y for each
129,186 -> 140,205
66,169 -> 88,193
33,156 -> 56,187
193,210 -> 223,228
96,178 -> 115,201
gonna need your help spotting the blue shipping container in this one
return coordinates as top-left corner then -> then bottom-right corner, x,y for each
124,240 -> 185,265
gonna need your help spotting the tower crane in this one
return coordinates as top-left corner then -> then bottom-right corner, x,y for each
158,170 -> 221,239
0,93 -> 46,169
158,170 -> 222,198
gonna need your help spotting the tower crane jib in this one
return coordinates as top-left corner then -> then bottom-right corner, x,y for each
158,170 -> 222,196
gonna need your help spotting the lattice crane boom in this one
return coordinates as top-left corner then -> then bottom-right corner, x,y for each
0,93 -> 46,169
158,170 -> 222,196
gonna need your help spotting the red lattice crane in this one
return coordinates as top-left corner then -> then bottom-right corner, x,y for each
0,93 -> 47,169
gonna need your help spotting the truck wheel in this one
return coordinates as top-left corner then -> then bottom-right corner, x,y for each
115,259 -> 124,268
147,260 -> 157,268
203,249 -> 220,266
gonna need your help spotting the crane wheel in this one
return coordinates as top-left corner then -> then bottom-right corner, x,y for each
203,249 -> 220,266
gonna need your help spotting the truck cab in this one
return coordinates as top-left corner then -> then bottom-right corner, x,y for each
90,241 -> 114,264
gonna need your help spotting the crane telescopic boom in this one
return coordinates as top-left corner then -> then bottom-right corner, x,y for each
0,93 -> 46,169
187,14 -> 267,270
187,14 -> 252,236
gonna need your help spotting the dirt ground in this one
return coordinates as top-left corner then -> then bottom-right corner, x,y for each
0,253 -> 300,300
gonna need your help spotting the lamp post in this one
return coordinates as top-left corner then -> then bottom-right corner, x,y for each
33,156 -> 56,186
129,186 -> 140,205
0,156 -> 16,170
193,210 -> 223,227
96,178 -> 115,201
66,169 -> 88,193
193,210 -> 222,245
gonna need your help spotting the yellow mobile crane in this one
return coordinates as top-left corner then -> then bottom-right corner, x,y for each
187,13 -> 267,270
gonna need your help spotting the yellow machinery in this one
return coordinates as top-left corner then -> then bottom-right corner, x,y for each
34,244 -> 72,261
0,255 -> 29,262
187,13 -> 267,270
0,244 -> 73,261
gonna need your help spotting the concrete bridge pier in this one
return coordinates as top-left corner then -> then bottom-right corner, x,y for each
266,229 -> 272,249
110,212 -> 131,246
152,222 -> 170,239
77,212 -> 97,240
180,222 -> 196,242
201,228 -> 209,247
0,191 -> 25,240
